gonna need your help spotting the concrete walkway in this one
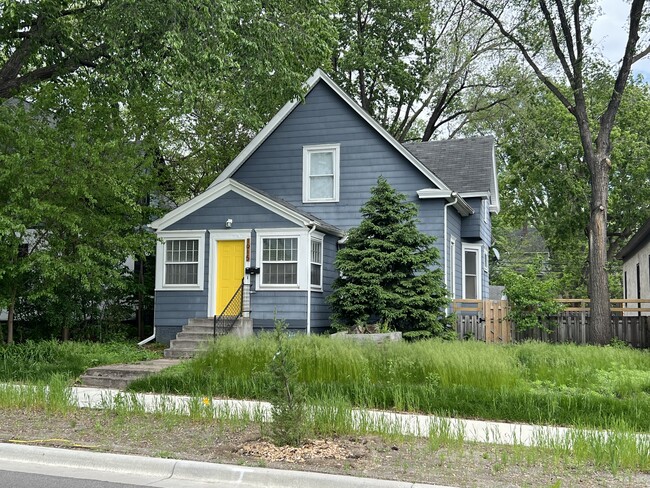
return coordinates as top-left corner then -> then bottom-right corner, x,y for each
68,386 -> 650,448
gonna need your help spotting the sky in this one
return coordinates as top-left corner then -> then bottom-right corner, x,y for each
591,0 -> 650,80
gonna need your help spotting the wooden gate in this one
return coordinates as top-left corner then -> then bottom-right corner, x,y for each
452,299 -> 512,343
483,300 -> 511,343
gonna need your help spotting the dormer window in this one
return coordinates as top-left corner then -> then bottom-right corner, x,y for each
303,144 -> 340,203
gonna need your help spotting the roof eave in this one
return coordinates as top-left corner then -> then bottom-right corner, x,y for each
616,218 -> 650,260
416,189 -> 474,217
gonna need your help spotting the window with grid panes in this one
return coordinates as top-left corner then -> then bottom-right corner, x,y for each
310,238 -> 322,288
261,237 -> 298,285
165,239 -> 200,285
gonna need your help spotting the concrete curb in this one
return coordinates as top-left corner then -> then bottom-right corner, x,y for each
0,443 -> 454,488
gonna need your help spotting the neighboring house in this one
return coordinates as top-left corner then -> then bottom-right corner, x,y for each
617,217 -> 650,316
150,69 -> 499,344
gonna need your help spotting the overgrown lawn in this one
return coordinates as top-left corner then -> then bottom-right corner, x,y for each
0,340 -> 161,383
129,336 -> 650,431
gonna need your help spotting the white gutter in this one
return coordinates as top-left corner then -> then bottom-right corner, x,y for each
444,192 -> 458,314
306,223 -> 317,335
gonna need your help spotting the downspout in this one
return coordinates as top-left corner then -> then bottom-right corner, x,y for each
444,192 -> 458,314
307,223 -> 317,335
138,331 -> 155,347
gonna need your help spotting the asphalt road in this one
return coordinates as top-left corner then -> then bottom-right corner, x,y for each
0,469 -> 143,488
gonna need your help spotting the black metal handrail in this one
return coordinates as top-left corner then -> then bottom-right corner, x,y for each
214,278 -> 245,337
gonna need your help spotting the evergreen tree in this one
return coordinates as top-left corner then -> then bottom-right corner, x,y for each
329,177 -> 450,336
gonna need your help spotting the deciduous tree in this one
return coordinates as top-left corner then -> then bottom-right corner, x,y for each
469,0 -> 649,343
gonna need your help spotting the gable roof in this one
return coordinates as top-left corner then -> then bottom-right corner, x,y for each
210,69 -> 450,191
616,217 -> 650,260
403,136 -> 500,213
150,178 -> 344,236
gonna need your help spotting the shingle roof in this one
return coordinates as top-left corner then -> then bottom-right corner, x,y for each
402,136 -> 496,197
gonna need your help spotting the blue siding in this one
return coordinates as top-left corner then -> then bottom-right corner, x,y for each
247,232 -> 339,333
167,191 -> 301,231
154,192 -> 302,344
233,81 -> 440,231
154,79 -> 496,341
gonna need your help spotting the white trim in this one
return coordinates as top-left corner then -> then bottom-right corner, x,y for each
303,144 -> 340,203
155,230 -> 206,291
450,237 -> 457,299
151,179 -> 308,231
256,229 -> 304,291
209,69 -> 450,191
458,191 -> 490,199
490,141 -> 501,213
483,199 -> 489,224
254,228 -> 324,291
310,233 -> 324,291
461,243 -> 482,300
417,189 -> 474,217
207,230 -> 252,317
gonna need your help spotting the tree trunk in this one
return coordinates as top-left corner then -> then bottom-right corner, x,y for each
587,159 -> 612,344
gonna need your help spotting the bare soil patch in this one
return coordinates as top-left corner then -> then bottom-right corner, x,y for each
2,407 -> 649,487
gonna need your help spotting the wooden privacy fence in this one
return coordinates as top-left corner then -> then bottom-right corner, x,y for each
452,298 -> 650,347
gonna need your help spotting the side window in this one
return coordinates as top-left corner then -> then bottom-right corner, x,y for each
463,246 -> 481,299
310,238 -> 323,288
303,144 -> 340,203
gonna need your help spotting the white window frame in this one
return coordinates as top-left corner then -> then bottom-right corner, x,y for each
255,229 -> 325,291
449,237 -> 456,299
483,199 -> 489,223
256,229 -> 302,290
303,144 -> 340,203
155,230 -> 206,291
462,243 -> 482,300
310,235 -> 324,291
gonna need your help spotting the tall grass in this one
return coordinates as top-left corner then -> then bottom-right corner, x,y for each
129,335 -> 650,431
0,340 -> 161,383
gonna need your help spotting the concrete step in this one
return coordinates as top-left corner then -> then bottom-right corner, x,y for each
180,324 -> 215,334
176,331 -> 216,340
79,359 -> 181,389
164,348 -> 196,359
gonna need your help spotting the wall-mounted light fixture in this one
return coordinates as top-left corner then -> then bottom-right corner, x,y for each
225,218 -> 233,228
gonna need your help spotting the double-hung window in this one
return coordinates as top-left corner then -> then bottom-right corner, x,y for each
462,244 -> 482,299
303,144 -> 340,202
310,238 -> 323,289
156,231 -> 205,290
261,237 -> 298,286
165,240 -> 199,285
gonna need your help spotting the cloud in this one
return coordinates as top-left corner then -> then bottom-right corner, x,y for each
591,0 -> 650,80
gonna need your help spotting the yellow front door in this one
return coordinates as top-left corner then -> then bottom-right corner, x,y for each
216,240 -> 245,315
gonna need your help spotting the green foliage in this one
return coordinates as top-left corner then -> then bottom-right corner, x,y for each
0,1 -> 336,339
484,65 -> 650,297
131,335 -> 650,431
265,319 -> 308,446
331,0 -> 512,140
0,340 -> 160,383
328,177 -> 450,334
500,258 -> 564,331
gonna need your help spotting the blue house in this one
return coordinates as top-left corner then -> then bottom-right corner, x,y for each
150,70 -> 499,345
